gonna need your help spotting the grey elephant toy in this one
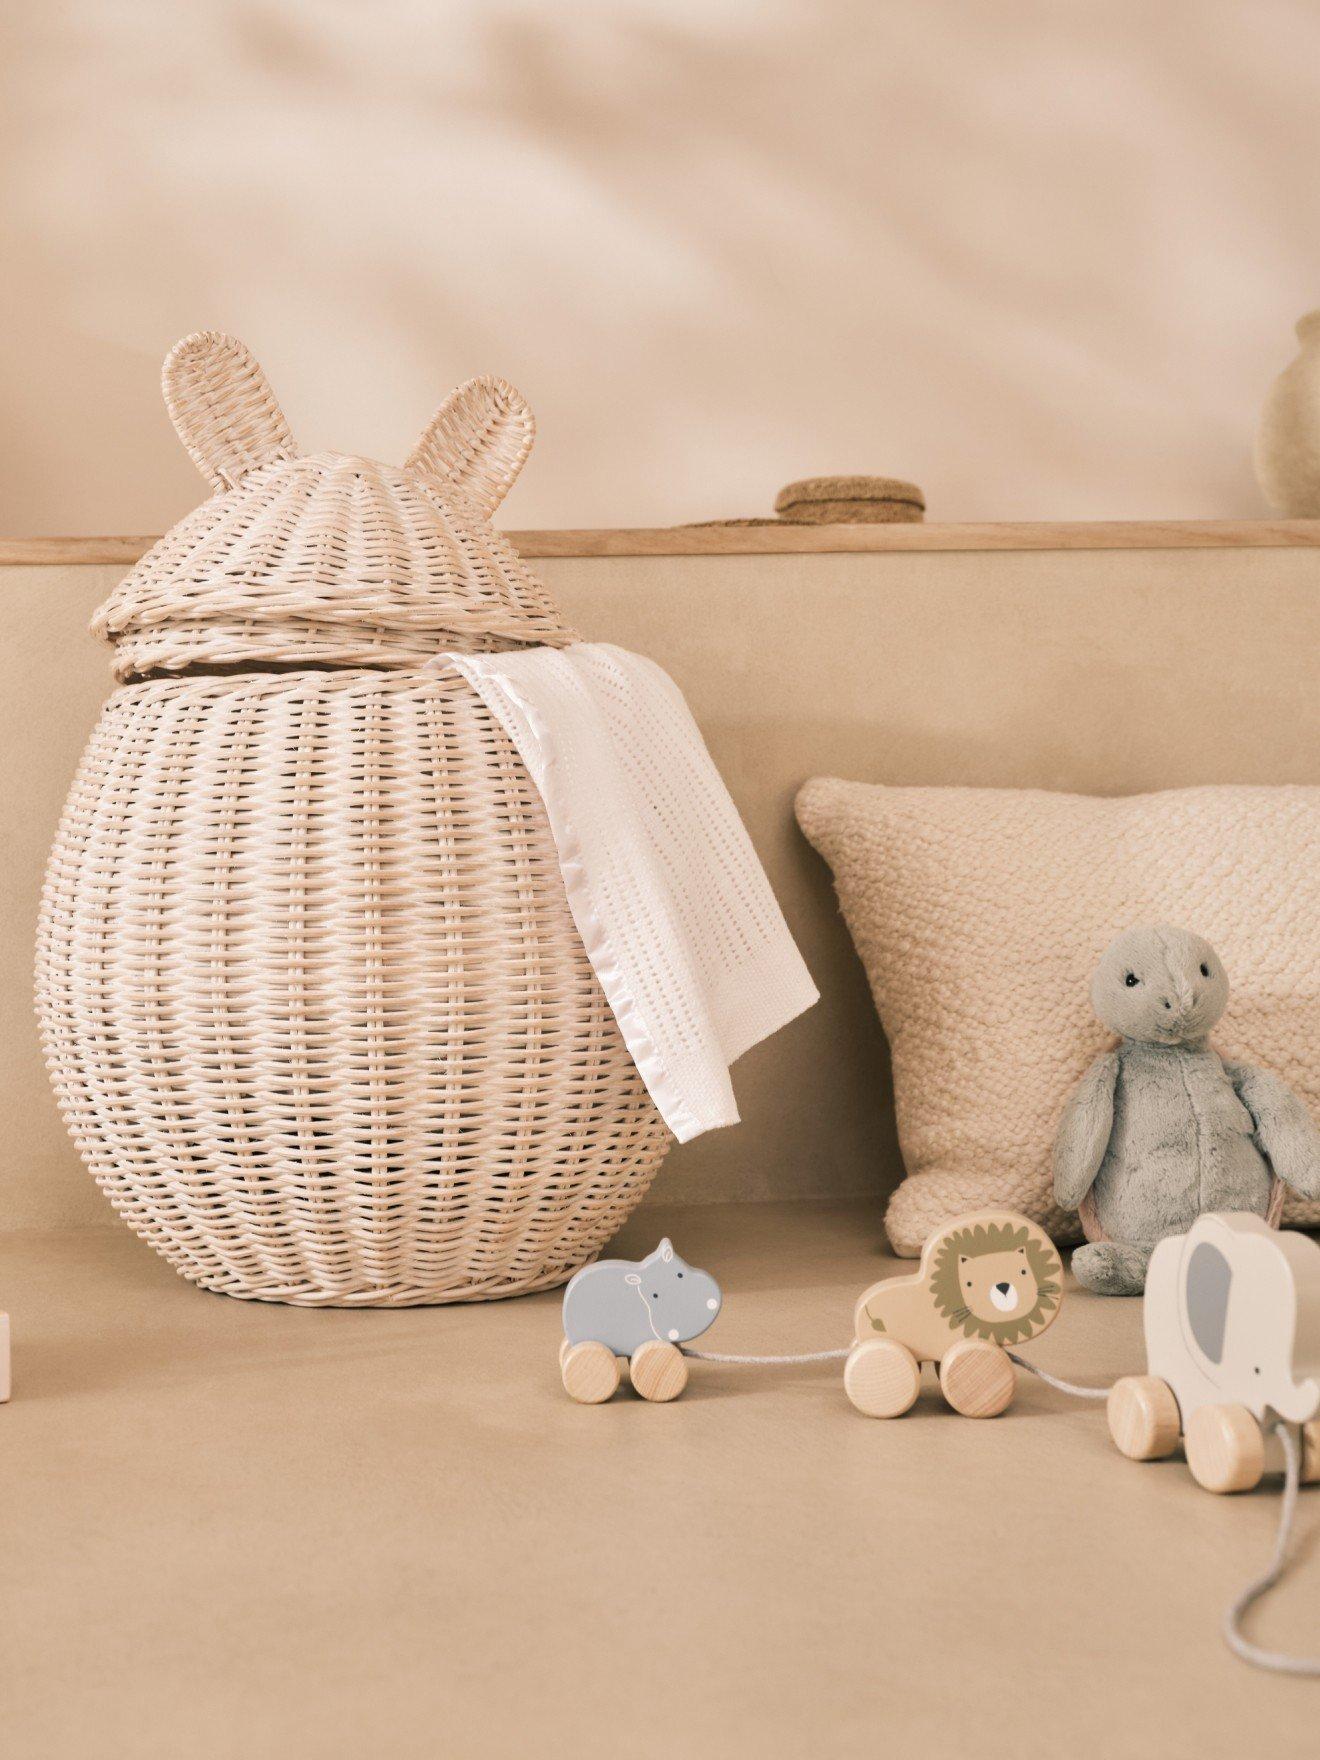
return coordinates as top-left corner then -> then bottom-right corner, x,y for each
1053,925 -> 1320,1295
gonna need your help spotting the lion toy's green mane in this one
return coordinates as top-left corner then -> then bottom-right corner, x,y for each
928,1220 -> 1061,1347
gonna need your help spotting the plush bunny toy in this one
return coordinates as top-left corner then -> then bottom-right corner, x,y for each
1053,924 -> 1320,1295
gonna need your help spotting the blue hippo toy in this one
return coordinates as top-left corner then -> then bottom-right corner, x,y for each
559,1239 -> 722,1403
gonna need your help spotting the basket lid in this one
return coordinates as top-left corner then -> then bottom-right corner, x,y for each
95,333 -> 575,678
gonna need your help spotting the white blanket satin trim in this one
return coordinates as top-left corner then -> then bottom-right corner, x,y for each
433,644 -> 818,1142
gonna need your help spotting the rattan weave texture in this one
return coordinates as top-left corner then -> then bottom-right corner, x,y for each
36,335 -> 671,1304
94,448 -> 572,679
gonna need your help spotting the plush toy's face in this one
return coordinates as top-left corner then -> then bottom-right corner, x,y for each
1091,924 -> 1229,1044
958,1245 -> 1038,1326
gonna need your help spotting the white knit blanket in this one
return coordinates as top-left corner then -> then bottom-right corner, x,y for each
435,643 -> 818,1142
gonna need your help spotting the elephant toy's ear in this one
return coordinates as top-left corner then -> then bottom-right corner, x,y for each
162,332 -> 298,492
405,376 -> 535,515
1185,1241 -> 1232,1363
658,1239 -> 674,1263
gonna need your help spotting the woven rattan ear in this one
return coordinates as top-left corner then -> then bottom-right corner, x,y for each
406,376 -> 535,514
163,332 -> 299,492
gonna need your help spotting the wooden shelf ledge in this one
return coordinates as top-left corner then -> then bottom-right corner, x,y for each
2,519 -> 1319,568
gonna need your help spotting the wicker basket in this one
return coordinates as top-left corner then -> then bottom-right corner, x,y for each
36,334 -> 671,1305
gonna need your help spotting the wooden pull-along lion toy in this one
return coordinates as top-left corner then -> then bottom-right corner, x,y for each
844,1212 -> 1063,1417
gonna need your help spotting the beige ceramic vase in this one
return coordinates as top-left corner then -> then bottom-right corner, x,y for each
1256,309 -> 1320,516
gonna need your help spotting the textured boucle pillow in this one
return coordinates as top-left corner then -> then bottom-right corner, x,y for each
795,781 -> 1320,1256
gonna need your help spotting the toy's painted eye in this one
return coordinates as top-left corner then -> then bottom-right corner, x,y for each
1124,972 -> 1139,987
1200,963 -> 1210,978
677,1272 -> 683,1278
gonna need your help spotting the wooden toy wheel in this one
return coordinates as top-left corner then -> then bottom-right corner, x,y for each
938,1338 -> 1015,1418
561,1341 -> 621,1405
1184,1403 -> 1265,1493
629,1340 -> 688,1403
1107,1375 -> 1181,1461
844,1339 -> 922,1417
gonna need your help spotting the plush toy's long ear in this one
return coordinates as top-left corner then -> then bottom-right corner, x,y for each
405,376 -> 534,515
162,332 -> 298,492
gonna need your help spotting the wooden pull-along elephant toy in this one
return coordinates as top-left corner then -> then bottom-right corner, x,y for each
1107,1211 -> 1320,1492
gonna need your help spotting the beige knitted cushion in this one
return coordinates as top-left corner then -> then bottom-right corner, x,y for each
795,781 -> 1320,1256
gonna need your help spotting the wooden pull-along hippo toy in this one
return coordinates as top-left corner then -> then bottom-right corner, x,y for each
559,1239 -> 722,1403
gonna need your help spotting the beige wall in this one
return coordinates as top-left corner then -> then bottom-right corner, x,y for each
3,2 -> 1319,537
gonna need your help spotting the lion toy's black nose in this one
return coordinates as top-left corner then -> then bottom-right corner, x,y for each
995,1282 -> 1011,1295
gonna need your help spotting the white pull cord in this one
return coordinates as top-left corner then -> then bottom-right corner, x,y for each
684,1339 -> 1316,1675
683,1343 -> 1113,1388
1005,1351 -> 1109,1400
1014,1360 -> 1318,1677
1014,1358 -> 1318,1676
1221,1423 -> 1320,1678
682,1346 -> 850,1365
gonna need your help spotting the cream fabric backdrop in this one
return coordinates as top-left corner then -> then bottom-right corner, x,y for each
2,0 -> 1319,536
